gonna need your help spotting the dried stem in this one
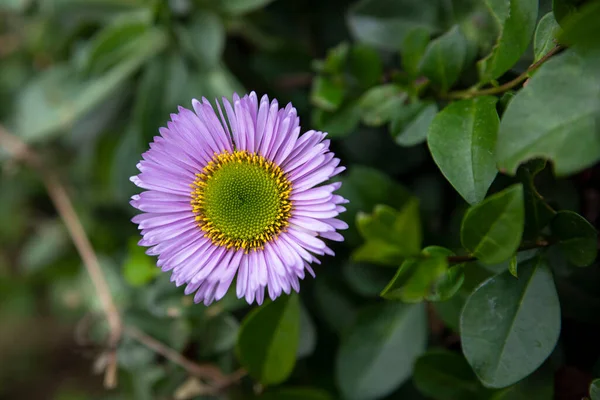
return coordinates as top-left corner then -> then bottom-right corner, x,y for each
446,45 -> 564,100
124,326 -> 228,385
0,124 -> 122,388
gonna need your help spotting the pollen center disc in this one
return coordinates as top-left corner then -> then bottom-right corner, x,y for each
191,151 -> 292,250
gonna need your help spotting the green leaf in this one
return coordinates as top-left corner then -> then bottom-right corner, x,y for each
392,102 -> 438,147
461,184 -> 525,264
402,27 -> 430,78
552,0 -> 582,25
380,246 -> 450,303
347,44 -> 383,88
336,303 -> 427,400
413,349 -> 491,400
122,237 -> 159,287
489,362 -> 555,399
590,378 -> 600,400
236,294 -> 300,385
551,210 -> 598,267
427,264 -> 466,302
14,28 -> 167,142
261,387 -> 333,400
460,257 -> 561,388
311,76 -> 345,112
81,20 -> 149,75
337,166 -> 412,246
534,12 -> 561,62
419,25 -> 468,92
312,100 -> 361,139
218,0 -> 277,14
175,12 -> 225,71
557,1 -> 600,46
359,84 -> 406,127
477,0 -> 539,83
508,254 -> 518,277
516,160 -> 556,239
354,200 -> 421,265
496,50 -> 600,175
428,96 -> 499,204
347,0 -> 440,51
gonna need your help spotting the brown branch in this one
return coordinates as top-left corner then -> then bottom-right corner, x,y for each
447,239 -> 552,264
446,45 -> 564,100
0,124 -> 123,388
124,326 -> 228,385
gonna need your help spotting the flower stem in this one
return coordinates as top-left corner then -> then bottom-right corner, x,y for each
446,45 -> 564,100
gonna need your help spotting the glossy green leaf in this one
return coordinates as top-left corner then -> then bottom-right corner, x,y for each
311,76 -> 345,112
428,96 -> 499,204
175,12 -> 225,70
218,0 -> 277,14
381,246 -> 451,303
433,292 -> 467,333
122,237 -> 159,287
419,25 -> 468,92
261,387 -> 333,400
392,102 -> 438,147
590,378 -> 600,400
534,12 -> 561,62
347,0 -> 440,51
337,166 -> 412,246
354,199 -> 421,265
477,0 -> 539,83
15,28 -> 167,142
359,84 -> 406,127
516,160 -> 556,239
496,50 -> 600,175
236,294 -> 300,385
461,184 -> 525,264
427,264 -> 466,302
336,303 -> 427,400
402,27 -> 430,78
413,349 -> 490,400
551,210 -> 598,267
460,258 -> 561,388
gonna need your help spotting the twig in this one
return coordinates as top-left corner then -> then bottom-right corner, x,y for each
447,239 -> 552,264
446,45 -> 564,100
124,326 -> 228,385
0,124 -> 123,388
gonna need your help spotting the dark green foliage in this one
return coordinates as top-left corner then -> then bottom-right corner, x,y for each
2,0 -> 600,399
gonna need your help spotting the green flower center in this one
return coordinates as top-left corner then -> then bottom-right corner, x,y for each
191,151 -> 292,251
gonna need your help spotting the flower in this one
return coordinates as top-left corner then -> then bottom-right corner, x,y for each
130,92 -> 348,305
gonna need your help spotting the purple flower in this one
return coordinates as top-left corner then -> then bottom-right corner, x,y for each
130,92 -> 348,305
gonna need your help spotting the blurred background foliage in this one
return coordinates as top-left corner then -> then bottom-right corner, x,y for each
1,0 -> 600,399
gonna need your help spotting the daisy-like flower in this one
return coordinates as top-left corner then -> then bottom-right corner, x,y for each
130,92 -> 348,305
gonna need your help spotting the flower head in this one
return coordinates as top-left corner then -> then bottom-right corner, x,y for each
130,92 -> 348,305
